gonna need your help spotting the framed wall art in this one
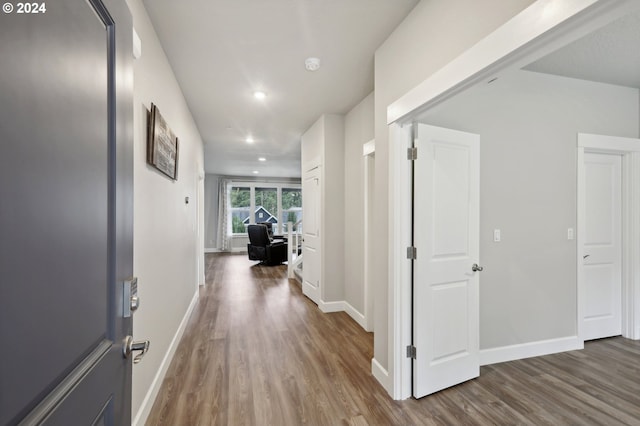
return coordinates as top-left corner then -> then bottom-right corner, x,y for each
147,103 -> 179,180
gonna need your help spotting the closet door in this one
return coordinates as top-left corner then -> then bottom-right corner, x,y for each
302,166 -> 321,304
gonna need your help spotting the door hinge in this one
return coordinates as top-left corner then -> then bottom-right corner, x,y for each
406,246 -> 417,260
406,345 -> 416,359
407,147 -> 417,160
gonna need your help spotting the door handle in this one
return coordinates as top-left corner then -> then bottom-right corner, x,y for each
123,335 -> 150,364
472,263 -> 483,272
583,254 -> 590,259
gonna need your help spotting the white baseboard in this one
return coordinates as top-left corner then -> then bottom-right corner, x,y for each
343,302 -> 367,330
301,283 -> 320,305
479,336 -> 583,366
319,300 -> 344,313
317,300 -> 367,331
371,358 -> 392,395
205,247 -> 247,254
132,291 -> 199,426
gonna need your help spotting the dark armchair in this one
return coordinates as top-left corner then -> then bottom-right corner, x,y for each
257,222 -> 287,243
247,224 -> 288,265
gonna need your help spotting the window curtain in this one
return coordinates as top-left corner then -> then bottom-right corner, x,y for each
216,179 -> 231,251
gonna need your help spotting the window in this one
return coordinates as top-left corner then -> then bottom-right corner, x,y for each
281,188 -> 302,233
228,182 -> 301,235
255,187 -> 277,228
230,186 -> 250,234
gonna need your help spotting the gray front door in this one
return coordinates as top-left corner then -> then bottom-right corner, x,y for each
0,0 -> 134,424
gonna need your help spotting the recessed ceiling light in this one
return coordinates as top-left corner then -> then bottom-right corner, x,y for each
305,57 -> 321,71
246,136 -> 254,143
253,91 -> 266,100
252,170 -> 259,174
258,157 -> 266,162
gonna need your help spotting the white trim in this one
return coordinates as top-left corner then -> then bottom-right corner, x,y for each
578,133 -> 640,152
388,123 -> 413,400
132,27 -> 142,60
343,301 -> 367,330
204,247 -> 246,254
387,0 -> 638,125
133,291 -> 199,426
362,139 -> 375,156
371,358 -> 393,395
479,336 -> 583,366
363,149 -> 375,332
319,300 -> 344,313
314,299 -> 369,330
302,281 -> 320,305
387,0 -> 640,400
577,147 -> 586,341
227,180 -> 302,190
577,133 -> 640,341
630,153 -> 640,340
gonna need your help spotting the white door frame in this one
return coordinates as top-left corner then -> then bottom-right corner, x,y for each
577,133 -> 640,341
386,0 -> 640,400
197,168 -> 205,286
363,140 -> 375,332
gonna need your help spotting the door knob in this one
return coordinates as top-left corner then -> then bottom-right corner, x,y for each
123,335 -> 150,364
472,263 -> 483,272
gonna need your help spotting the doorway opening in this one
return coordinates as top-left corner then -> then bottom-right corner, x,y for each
577,133 -> 640,342
387,1 -> 640,400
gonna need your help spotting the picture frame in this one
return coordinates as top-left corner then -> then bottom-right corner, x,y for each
147,103 -> 179,180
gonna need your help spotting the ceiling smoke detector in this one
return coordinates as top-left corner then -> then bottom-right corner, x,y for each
305,57 -> 321,72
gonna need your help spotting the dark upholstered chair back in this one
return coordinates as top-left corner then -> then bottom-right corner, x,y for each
248,224 -> 270,247
257,222 -> 274,238
247,224 -> 287,265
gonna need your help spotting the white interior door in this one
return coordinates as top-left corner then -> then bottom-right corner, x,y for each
413,123 -> 480,398
302,166 -> 321,304
581,152 -> 622,340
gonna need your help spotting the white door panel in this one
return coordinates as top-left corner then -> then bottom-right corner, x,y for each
413,124 -> 480,398
302,167 -> 321,304
431,144 -> 471,257
582,153 -> 621,340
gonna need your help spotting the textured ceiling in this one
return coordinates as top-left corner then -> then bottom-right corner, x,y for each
143,0 -> 419,178
524,11 -> 640,89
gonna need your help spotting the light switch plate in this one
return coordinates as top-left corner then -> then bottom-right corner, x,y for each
568,228 -> 574,240
493,229 -> 501,242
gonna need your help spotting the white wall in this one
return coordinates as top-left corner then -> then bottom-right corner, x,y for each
421,70 -> 639,349
126,0 -> 205,423
344,93 -> 374,315
323,115 -> 346,302
373,0 -> 536,373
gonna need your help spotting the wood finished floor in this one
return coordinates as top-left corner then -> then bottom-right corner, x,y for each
146,253 -> 640,425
